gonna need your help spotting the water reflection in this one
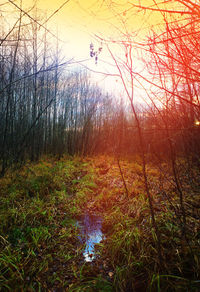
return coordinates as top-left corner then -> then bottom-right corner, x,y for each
78,214 -> 103,262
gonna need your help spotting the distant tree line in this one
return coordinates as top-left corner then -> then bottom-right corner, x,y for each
1,1 -> 200,178
0,6 -> 116,175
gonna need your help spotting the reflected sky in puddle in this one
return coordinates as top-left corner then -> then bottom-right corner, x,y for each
78,214 -> 103,262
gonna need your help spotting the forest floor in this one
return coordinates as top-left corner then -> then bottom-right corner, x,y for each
0,156 -> 199,291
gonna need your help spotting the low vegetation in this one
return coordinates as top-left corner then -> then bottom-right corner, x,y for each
0,156 -> 199,291
0,156 -> 100,291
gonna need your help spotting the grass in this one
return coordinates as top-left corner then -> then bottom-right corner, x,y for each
86,156 -> 200,291
0,156 -> 103,291
0,155 -> 199,291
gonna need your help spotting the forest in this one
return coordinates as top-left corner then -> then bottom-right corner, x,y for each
0,0 -> 200,291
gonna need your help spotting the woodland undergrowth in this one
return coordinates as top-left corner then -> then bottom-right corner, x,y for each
0,155 -> 199,291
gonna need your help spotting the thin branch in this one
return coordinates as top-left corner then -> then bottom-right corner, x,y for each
128,2 -> 196,15
8,0 -> 62,41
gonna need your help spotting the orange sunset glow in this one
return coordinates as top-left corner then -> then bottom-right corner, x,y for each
2,0 -> 183,97
2,1 -> 178,69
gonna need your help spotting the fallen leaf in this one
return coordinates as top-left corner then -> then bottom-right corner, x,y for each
108,272 -> 114,278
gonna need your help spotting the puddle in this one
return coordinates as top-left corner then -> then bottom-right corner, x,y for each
77,214 -> 103,262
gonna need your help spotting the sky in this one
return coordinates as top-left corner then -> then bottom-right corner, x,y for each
1,0 -> 182,100
32,0 -> 166,57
